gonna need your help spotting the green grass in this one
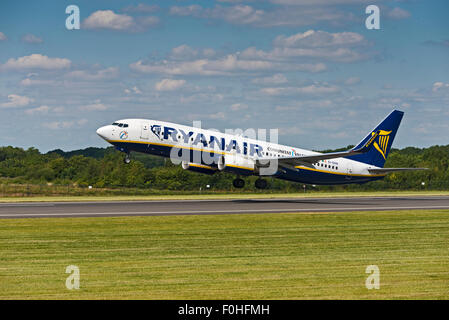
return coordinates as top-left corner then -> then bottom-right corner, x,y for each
1,190 -> 449,202
1,210 -> 449,299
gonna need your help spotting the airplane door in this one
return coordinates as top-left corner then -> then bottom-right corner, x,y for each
140,123 -> 149,140
346,167 -> 353,180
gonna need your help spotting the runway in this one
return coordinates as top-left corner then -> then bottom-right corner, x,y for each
1,195 -> 449,219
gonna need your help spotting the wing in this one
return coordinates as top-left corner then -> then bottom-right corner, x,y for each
368,168 -> 428,174
257,131 -> 380,168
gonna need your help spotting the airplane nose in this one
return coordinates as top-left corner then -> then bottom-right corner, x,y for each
96,126 -> 109,140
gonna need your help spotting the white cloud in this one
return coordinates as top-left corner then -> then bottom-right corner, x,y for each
270,0 -> 376,5
169,5 -> 203,17
83,10 -> 159,32
20,78 -> 58,86
84,10 -> 135,31
218,0 -> 252,3
344,77 -> 361,86
230,103 -> 248,111
0,32 -> 7,41
0,94 -> 34,108
181,93 -> 224,104
131,54 -> 325,76
122,4 -> 159,13
209,111 -> 226,119
252,73 -> 288,85
242,46 -> 363,63
275,99 -> 334,111
155,79 -> 186,91
1,54 -> 71,71
169,5 -> 263,25
386,7 -> 411,20
170,45 -> 199,60
124,86 -> 142,94
170,4 -> 355,28
432,82 -> 449,92
139,16 -> 160,27
25,105 -> 50,115
241,30 -> 368,63
274,30 -> 364,48
65,67 -> 119,81
187,110 -> 226,121
79,102 -> 108,111
21,34 -> 43,44
261,84 -> 340,96
43,119 -> 88,130
131,59 -> 217,75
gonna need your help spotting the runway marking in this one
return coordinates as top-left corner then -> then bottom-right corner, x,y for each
0,203 -> 55,207
2,205 -> 449,218
2,195 -> 449,206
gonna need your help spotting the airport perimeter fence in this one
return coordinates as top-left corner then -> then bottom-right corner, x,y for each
0,183 -> 159,197
0,183 -> 255,197
1,180 -> 449,197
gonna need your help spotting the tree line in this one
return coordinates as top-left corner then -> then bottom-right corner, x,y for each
0,144 -> 447,192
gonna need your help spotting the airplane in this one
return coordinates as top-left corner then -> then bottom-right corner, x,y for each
96,109 -> 426,189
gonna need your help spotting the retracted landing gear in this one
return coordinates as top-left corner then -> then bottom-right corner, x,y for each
255,178 -> 268,189
123,154 -> 131,164
233,178 -> 245,188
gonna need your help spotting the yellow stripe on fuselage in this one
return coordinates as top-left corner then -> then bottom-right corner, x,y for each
108,140 -> 384,177
108,139 -> 254,171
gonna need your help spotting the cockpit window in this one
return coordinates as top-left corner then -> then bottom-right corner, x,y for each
112,122 -> 129,127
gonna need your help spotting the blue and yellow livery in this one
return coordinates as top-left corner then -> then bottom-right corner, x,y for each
96,110 -> 426,189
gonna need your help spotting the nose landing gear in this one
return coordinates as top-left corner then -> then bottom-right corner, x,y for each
124,154 -> 131,164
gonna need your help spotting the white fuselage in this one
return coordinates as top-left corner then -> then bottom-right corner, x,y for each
97,119 -> 384,185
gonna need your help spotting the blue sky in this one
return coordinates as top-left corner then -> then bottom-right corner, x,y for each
0,0 -> 448,152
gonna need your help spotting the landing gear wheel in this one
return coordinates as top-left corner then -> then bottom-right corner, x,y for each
233,178 -> 245,188
124,155 -> 131,164
255,178 -> 268,189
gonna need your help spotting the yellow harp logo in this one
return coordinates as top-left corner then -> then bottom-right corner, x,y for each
372,130 -> 391,159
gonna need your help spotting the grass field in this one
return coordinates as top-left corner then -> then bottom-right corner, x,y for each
1,209 -> 448,299
1,190 -> 449,203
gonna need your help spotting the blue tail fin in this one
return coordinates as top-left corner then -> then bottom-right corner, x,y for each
346,110 -> 404,168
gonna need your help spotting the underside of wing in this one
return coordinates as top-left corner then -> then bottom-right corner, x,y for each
257,148 -> 367,168
256,131 -> 380,168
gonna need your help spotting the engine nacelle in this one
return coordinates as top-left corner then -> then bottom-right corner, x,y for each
181,161 -> 216,175
218,155 -> 226,171
217,154 -> 255,176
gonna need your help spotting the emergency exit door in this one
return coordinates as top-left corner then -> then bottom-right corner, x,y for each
140,123 -> 149,140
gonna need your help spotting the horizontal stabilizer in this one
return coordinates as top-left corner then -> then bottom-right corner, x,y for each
368,168 -> 428,174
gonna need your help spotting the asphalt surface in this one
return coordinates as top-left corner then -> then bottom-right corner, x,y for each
1,196 -> 449,219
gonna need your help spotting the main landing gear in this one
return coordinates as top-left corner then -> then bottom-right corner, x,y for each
232,177 -> 268,189
255,178 -> 268,189
233,178 -> 245,188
